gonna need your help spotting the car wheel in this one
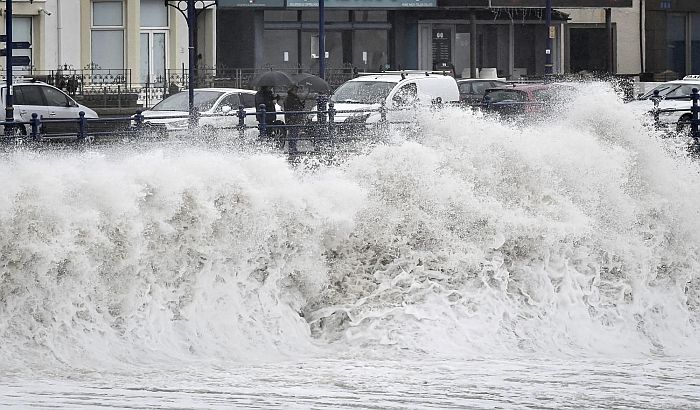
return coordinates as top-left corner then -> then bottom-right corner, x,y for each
677,114 -> 693,134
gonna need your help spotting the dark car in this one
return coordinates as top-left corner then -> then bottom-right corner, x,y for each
481,83 -> 573,116
457,79 -> 508,105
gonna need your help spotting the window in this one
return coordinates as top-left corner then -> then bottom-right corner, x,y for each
12,17 -> 32,73
141,0 -> 168,28
91,1 -> 124,71
241,93 -> 256,109
43,87 -> 70,107
392,83 -> 417,106
141,0 -> 169,84
217,94 -> 241,111
14,85 -> 44,106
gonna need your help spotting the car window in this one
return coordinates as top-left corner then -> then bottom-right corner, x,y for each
152,90 -> 224,112
216,93 -> 240,111
458,82 -> 473,94
471,82 -> 493,95
392,83 -> 417,106
14,85 -> 44,105
484,89 -> 527,103
240,93 -> 256,108
42,86 -> 70,107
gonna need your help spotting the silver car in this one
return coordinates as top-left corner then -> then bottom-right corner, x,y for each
0,80 -> 98,135
141,88 -> 282,133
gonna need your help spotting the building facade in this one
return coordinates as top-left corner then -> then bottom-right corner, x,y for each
0,0 -> 217,84
0,0 -> 663,86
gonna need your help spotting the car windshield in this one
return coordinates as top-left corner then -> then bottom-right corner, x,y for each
152,91 -> 224,111
485,89 -> 527,103
640,83 -> 700,100
331,81 -> 396,104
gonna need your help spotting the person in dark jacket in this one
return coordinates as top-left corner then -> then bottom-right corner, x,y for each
284,85 -> 305,154
254,86 -> 277,126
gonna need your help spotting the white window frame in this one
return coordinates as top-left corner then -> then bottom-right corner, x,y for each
90,0 -> 125,71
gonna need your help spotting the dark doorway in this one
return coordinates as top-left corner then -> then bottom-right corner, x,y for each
569,27 -> 610,73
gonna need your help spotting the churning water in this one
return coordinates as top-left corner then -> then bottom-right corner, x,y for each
1,83 -> 699,409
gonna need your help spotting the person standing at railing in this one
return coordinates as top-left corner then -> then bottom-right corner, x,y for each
255,86 -> 277,127
284,85 -> 304,155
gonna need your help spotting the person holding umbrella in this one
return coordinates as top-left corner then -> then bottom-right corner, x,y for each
284,85 -> 305,155
255,85 -> 280,146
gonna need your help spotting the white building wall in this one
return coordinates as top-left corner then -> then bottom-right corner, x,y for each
561,0 -> 642,75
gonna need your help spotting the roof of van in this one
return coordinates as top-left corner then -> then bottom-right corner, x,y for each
351,71 -> 456,83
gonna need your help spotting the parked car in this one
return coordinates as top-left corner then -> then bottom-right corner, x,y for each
457,78 -> 508,105
0,79 -> 98,135
323,71 -> 460,129
141,88 -> 282,133
481,83 -> 572,117
627,75 -> 700,130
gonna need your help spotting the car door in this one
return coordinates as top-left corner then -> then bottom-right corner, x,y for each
210,92 -> 240,130
240,92 -> 259,126
13,84 -> 48,123
40,85 -> 81,134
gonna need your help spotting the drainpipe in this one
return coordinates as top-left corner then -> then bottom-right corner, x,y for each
606,8 -> 613,74
470,12 -> 476,78
640,0 -> 645,73
57,0 -> 62,67
545,0 -> 553,76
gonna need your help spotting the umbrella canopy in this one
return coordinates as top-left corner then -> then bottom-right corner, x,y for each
292,73 -> 331,94
251,70 -> 294,88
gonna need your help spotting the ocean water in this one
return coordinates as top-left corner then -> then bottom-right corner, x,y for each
1,83 -> 699,409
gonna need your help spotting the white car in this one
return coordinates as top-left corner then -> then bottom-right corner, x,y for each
0,79 -> 98,135
628,75 -> 700,130
141,88 -> 282,132
324,71 -> 460,127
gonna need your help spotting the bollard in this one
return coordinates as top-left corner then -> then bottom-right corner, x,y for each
651,89 -> 661,127
483,95 -> 492,110
134,109 -> 143,137
379,100 -> 388,133
78,111 -> 86,140
237,105 -> 246,140
328,101 -> 336,143
258,104 -> 267,138
317,96 -> 328,140
30,113 -> 39,141
691,88 -> 700,151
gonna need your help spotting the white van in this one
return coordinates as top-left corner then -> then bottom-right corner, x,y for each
326,71 -> 460,126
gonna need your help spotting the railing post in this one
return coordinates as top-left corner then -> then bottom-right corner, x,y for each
328,101 -> 335,143
258,103 -> 267,138
238,105 -> 246,140
317,95 -> 327,140
30,112 -> 39,141
134,109 -> 143,136
379,100 -> 388,134
78,111 -> 86,140
691,88 -> 700,152
651,89 -> 661,127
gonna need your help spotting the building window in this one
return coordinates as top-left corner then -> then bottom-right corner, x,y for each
13,16 -> 32,73
140,0 -> 169,84
667,14 -> 687,77
91,1 -> 125,74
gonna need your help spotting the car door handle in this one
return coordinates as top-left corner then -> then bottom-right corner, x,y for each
49,112 -> 56,116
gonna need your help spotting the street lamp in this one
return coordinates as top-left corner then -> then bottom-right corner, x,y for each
165,1 -> 217,128
545,0 -> 553,77
4,0 -> 14,136
318,0 -> 325,80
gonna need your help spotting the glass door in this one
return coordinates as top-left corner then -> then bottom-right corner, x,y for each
140,31 -> 167,85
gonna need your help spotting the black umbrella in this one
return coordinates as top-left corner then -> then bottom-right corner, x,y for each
292,73 -> 331,94
251,70 -> 294,88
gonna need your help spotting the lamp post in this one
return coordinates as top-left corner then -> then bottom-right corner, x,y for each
545,0 -> 553,76
4,0 -> 14,136
319,0 -> 325,80
165,1 -> 217,128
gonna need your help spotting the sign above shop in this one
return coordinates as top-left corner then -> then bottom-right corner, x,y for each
488,0 -> 632,6
218,0 -> 285,7
286,0 -> 436,7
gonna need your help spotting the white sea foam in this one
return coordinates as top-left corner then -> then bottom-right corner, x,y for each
0,82 -> 698,407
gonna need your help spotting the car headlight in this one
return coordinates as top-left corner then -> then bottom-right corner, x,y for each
344,113 -> 370,123
170,119 -> 189,129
